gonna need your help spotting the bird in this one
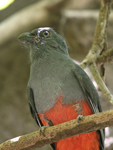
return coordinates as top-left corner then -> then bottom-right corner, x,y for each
18,27 -> 105,150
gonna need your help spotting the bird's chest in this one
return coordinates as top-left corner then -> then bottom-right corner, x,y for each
29,60 -> 85,113
29,61 -> 65,112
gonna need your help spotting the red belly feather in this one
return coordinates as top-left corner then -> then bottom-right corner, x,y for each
39,95 -> 99,150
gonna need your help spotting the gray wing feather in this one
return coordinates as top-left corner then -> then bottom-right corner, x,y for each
27,86 -> 43,127
27,86 -> 56,150
73,64 -> 105,150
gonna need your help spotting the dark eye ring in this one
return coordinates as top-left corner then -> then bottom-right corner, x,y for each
43,31 -> 49,38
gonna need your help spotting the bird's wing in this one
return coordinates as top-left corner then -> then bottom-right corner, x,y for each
27,86 -> 43,127
27,86 -> 56,150
72,63 -> 105,150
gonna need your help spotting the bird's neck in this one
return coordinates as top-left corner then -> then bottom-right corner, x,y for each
29,46 -> 69,65
29,45 -> 45,63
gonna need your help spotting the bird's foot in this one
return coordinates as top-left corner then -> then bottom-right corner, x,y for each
77,114 -> 84,125
39,126 -> 48,136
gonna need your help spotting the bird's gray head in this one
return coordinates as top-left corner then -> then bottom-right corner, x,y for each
18,27 -> 68,62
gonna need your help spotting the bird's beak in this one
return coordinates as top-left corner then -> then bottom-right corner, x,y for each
17,32 -> 38,44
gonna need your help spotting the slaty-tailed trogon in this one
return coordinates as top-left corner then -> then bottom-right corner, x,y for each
18,27 -> 105,150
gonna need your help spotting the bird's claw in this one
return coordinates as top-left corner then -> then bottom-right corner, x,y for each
77,114 -> 84,125
39,126 -> 48,136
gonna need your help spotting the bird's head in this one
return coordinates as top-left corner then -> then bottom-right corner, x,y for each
18,27 -> 68,62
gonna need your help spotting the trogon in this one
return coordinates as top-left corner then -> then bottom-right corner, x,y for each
18,27 -> 105,150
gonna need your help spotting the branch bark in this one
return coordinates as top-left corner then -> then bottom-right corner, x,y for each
96,47 -> 113,65
89,63 -> 113,104
0,109 -> 113,150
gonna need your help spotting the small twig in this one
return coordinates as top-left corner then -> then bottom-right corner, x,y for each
99,39 -> 107,86
80,0 -> 112,69
89,62 -> 113,104
0,109 -> 113,150
96,47 -> 113,65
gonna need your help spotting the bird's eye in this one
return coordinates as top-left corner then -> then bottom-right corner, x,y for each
43,30 -> 49,38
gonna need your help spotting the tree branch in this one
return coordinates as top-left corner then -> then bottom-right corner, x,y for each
80,0 -> 113,104
0,109 -> 113,150
80,0 -> 112,68
96,47 -> 113,65
89,62 -> 113,104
